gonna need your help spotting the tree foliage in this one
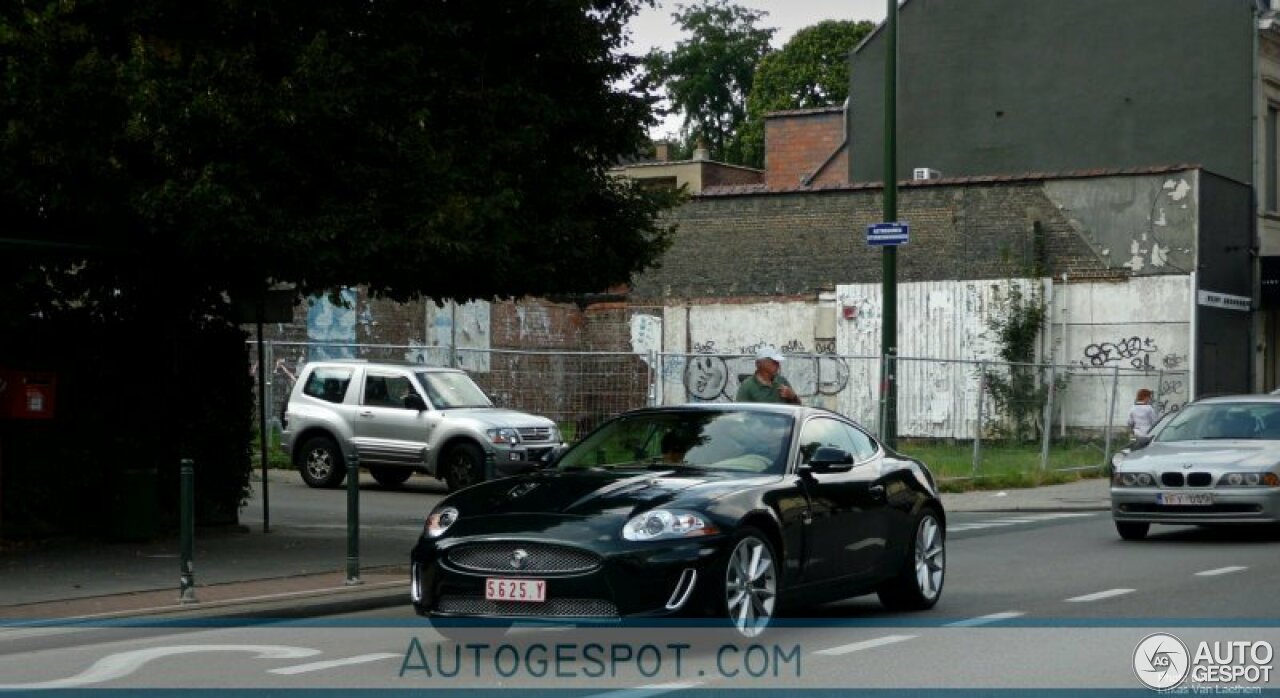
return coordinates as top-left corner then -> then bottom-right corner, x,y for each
643,0 -> 774,165
739,20 -> 874,168
0,0 -> 676,315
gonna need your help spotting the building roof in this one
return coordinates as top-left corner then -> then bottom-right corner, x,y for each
699,163 -> 1201,198
763,106 -> 844,119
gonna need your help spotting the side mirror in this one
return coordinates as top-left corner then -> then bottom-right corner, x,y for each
801,446 -> 855,474
404,393 -> 427,411
1132,435 -> 1153,450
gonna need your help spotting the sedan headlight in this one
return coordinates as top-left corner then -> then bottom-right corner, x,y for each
622,509 -> 719,541
425,506 -> 459,537
1220,472 -> 1280,487
487,428 -> 520,445
1112,472 -> 1155,487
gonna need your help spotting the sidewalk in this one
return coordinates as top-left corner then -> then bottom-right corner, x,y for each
0,476 -> 1110,623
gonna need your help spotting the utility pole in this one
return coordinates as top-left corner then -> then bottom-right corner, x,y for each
881,0 -> 900,448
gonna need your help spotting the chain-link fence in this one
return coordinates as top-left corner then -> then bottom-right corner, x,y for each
248,342 -> 1189,481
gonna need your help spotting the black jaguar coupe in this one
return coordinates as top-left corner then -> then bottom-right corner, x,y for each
410,403 -> 946,637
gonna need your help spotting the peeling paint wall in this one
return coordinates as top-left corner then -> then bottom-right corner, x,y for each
649,301 -> 849,411
416,300 -> 491,372
305,288 -> 358,360
831,276 -> 1192,437
1043,173 -> 1197,275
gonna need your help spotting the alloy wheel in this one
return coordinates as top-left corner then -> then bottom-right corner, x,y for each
724,536 -> 777,637
914,515 -> 945,602
306,449 -> 333,482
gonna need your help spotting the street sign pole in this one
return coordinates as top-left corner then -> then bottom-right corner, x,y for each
881,0 -> 899,448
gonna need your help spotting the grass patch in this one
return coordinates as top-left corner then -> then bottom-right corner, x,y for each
250,427 -> 293,470
895,439 -> 1107,492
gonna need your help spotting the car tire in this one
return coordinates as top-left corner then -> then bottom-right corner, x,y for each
877,506 -> 946,611
443,443 -> 485,493
716,526 -> 779,638
370,467 -> 413,489
298,436 -> 347,489
1115,521 -> 1149,540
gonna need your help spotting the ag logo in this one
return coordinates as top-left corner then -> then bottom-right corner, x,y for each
1134,632 -> 1190,690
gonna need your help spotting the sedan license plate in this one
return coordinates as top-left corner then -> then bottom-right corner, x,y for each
485,578 -> 546,603
1157,493 -> 1213,506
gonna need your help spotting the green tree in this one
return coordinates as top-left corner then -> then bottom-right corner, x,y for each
644,0 -> 775,165
0,0 -> 676,312
0,0 -> 677,536
740,20 -> 874,168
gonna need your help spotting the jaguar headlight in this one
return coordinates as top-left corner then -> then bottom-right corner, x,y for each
1112,472 -> 1154,487
622,509 -> 719,541
425,506 -> 459,538
487,428 -> 520,445
1221,472 -> 1280,487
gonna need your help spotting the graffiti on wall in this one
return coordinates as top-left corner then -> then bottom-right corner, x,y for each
1155,378 -> 1188,416
307,289 -> 357,361
1080,337 -> 1160,370
681,340 -> 851,401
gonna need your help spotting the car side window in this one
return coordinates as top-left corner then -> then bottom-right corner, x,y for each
302,368 -> 353,404
363,374 -> 416,409
797,418 -> 859,464
847,424 -> 879,460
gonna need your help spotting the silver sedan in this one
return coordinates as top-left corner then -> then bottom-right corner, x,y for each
1110,395 -> 1280,540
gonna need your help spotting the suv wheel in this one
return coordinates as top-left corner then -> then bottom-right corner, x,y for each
298,436 -> 347,489
443,443 -> 485,492
371,466 -> 413,489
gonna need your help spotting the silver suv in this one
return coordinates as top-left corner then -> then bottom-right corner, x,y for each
281,360 -> 562,492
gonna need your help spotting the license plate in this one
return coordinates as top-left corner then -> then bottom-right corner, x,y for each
1157,493 -> 1213,506
485,578 -> 546,603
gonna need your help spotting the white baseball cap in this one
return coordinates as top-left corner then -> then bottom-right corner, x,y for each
755,346 -> 784,363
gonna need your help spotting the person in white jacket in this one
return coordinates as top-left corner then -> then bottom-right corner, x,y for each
1127,388 -> 1158,438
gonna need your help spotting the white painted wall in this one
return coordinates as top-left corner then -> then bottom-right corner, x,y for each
632,276 -> 1195,439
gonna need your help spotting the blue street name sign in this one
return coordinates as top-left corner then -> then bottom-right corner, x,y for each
867,222 -> 909,246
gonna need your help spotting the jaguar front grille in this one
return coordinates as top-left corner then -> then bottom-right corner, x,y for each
447,542 -> 601,575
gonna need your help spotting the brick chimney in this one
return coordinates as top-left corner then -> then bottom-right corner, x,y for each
764,107 -> 848,189
653,140 -> 671,162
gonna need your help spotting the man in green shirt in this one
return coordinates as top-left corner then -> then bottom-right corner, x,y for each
735,346 -> 801,404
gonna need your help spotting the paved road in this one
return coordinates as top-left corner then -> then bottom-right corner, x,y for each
3,513 -> 1277,693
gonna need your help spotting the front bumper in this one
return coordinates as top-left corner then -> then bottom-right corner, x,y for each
489,444 -> 560,477
1111,487 -> 1280,525
410,535 -> 729,622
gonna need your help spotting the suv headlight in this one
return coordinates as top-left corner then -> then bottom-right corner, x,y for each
1112,472 -> 1155,487
425,506 -> 459,538
622,509 -> 719,541
1220,472 -> 1280,487
487,428 -> 520,445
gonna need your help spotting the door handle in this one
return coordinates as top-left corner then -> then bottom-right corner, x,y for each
869,485 -> 886,500
358,410 -> 374,418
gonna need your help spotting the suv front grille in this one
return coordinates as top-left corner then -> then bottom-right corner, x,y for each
519,427 -> 554,443
437,596 -> 618,618
448,543 -> 601,574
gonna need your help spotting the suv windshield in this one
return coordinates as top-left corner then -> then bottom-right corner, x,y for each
415,371 -> 492,409
1154,402 -> 1280,442
557,410 -> 793,474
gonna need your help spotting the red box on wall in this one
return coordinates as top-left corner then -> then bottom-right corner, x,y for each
0,369 -> 57,419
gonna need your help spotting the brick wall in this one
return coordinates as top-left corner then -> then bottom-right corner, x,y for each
628,179 -> 1123,302
702,162 -> 764,188
765,109 -> 847,189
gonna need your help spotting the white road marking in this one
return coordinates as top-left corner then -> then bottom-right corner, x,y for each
269,652 -> 401,675
1195,566 -> 1247,577
986,519 -> 1039,524
814,634 -> 916,656
944,611 -> 1025,627
0,645 -> 321,690
1065,588 -> 1135,603
586,682 -> 704,697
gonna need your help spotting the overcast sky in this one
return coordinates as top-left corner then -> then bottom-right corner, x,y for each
627,0 -> 890,139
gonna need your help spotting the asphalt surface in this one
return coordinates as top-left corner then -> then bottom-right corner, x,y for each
0,472 -> 1113,622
